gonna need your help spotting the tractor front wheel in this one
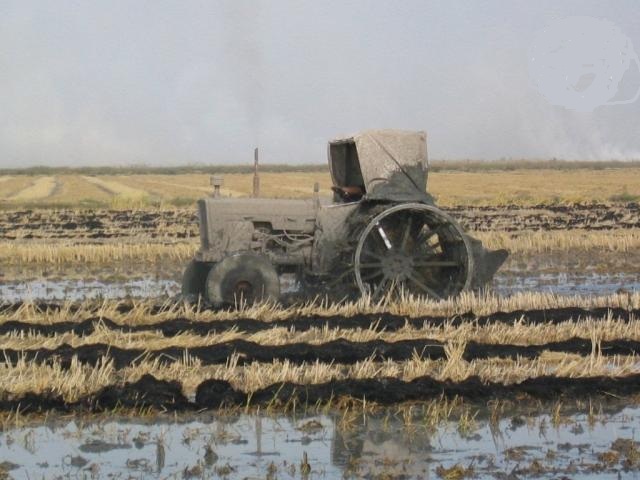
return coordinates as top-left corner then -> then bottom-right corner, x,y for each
181,260 -> 211,303
205,253 -> 280,308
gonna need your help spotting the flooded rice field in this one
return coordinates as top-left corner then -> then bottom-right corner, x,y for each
1,206 -> 639,479
2,402 -> 640,479
1,251 -> 637,302
0,276 -> 180,303
3,271 -> 639,303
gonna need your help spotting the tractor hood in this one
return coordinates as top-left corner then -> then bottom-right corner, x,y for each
328,129 -> 429,201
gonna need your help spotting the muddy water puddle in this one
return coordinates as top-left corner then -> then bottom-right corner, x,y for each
497,253 -> 639,296
495,271 -> 640,296
1,272 -> 637,303
1,404 -> 640,478
0,277 -> 180,302
0,254 -> 638,302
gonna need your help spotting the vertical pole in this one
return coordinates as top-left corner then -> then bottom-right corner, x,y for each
253,147 -> 260,198
256,416 -> 262,456
313,181 -> 320,210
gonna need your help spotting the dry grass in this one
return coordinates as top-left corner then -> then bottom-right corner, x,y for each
2,291 -> 638,326
0,311 -> 636,352
1,348 -> 637,402
1,229 -> 638,265
0,176 -> 39,199
6,176 -> 57,201
0,241 -> 196,264
82,176 -> 156,208
476,229 -> 640,254
81,175 -> 146,198
112,174 -> 246,199
47,175 -> 113,204
1,292 -> 638,407
430,168 -> 640,206
1,167 -> 639,208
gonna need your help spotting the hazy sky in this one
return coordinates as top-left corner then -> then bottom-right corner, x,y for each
1,0 -> 639,167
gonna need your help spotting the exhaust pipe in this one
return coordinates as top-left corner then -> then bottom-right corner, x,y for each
253,147 -> 260,198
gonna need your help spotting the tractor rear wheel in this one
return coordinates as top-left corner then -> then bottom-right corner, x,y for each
205,253 -> 280,307
354,203 -> 474,301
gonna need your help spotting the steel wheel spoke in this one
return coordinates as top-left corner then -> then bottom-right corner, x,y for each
400,216 -> 413,251
407,273 -> 443,300
372,276 -> 391,298
359,262 -> 384,269
375,222 -> 393,250
361,249 -> 385,261
362,270 -> 383,282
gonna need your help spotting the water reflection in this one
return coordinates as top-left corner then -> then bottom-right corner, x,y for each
0,403 -> 639,478
1,269 -> 638,303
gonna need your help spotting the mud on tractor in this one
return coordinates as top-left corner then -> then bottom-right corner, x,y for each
182,130 -> 508,306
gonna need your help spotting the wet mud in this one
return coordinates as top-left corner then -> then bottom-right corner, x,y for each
447,202 -> 640,232
3,336 -> 639,369
2,203 -> 638,240
212,373 -> 640,408
0,209 -> 197,240
4,373 -> 640,413
1,306 -> 636,337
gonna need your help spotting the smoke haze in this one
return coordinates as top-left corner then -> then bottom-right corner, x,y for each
1,0 -> 639,167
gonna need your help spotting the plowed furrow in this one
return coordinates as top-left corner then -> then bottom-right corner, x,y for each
3,337 -> 639,369
4,373 -> 640,413
1,204 -> 638,240
1,307 -> 637,336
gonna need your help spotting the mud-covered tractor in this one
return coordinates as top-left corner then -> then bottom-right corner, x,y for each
182,129 -> 508,306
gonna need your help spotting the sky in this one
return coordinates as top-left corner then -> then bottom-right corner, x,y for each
1,0 -> 639,167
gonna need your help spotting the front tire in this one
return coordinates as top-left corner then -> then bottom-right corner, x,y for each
181,260 -> 210,303
205,253 -> 280,307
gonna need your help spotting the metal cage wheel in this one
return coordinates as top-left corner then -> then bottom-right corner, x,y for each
354,203 -> 474,301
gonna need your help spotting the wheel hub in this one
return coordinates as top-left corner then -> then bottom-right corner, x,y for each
381,252 -> 414,280
234,280 -> 253,297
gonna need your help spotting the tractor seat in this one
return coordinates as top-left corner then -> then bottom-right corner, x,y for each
331,185 -> 364,202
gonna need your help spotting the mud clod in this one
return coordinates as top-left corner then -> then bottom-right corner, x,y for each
611,438 -> 640,469
79,440 -> 132,453
597,450 -> 620,466
90,374 -> 190,410
195,379 -> 246,408
435,463 -> 474,479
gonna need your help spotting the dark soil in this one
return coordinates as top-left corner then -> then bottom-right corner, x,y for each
89,374 -> 190,410
1,204 -> 638,240
1,307 -> 636,337
0,209 -> 197,241
447,203 -> 640,232
236,373 -> 640,407
5,373 -> 640,413
3,336 -> 639,369
0,375 -> 190,413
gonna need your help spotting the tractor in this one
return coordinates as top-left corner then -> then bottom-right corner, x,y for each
182,129 -> 508,306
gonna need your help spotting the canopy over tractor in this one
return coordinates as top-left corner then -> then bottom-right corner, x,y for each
328,129 -> 429,202
183,129 -> 508,306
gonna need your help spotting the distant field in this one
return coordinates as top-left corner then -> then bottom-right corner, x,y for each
0,167 -> 638,209
2,159 -> 639,176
